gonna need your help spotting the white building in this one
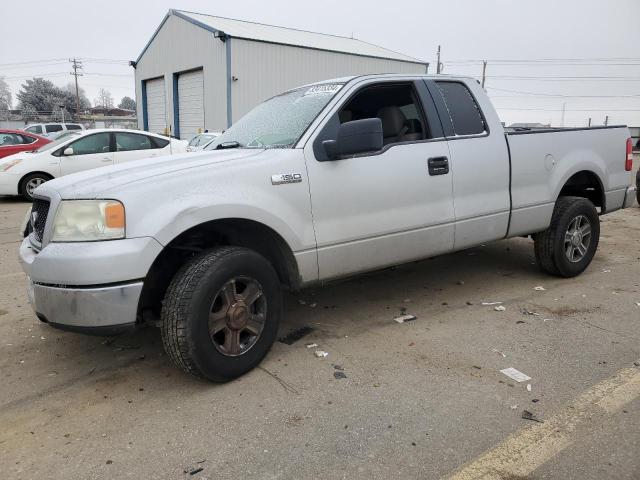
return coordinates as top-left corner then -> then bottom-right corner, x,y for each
133,9 -> 428,138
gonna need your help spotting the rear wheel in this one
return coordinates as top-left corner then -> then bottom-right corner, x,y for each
161,246 -> 282,382
19,173 -> 52,201
534,196 -> 600,277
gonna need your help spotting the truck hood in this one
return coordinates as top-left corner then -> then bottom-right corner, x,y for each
36,149 -> 266,199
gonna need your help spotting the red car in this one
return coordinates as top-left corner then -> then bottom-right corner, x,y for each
0,129 -> 51,159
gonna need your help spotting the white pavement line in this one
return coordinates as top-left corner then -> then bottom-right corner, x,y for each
446,367 -> 640,480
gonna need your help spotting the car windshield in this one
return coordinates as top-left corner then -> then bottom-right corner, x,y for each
205,83 -> 343,150
33,131 -> 81,152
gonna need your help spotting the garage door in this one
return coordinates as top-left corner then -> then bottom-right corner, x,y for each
177,70 -> 204,139
145,77 -> 166,135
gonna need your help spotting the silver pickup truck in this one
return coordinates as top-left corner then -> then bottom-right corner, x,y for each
19,74 -> 637,382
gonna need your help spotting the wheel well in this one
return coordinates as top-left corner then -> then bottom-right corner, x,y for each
558,171 -> 605,212
138,219 -> 300,321
19,171 -> 54,190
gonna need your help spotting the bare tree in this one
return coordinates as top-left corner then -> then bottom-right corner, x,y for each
0,77 -> 13,111
94,88 -> 114,109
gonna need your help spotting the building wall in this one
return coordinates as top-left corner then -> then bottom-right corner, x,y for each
134,14 -> 227,133
230,38 -> 427,123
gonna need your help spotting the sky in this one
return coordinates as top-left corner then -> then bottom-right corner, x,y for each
1,0 -> 639,127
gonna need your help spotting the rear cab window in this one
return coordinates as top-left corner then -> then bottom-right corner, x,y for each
435,81 -> 486,136
65,124 -> 83,131
45,124 -> 64,133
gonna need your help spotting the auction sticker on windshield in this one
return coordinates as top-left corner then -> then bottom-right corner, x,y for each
304,84 -> 342,96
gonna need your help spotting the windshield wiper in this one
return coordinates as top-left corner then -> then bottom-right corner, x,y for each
215,141 -> 241,150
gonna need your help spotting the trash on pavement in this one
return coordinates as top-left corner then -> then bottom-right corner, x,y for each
494,305 -> 506,312
527,384 -> 532,392
510,404 -> 518,410
305,343 -> 319,349
500,367 -> 532,383
492,348 -> 507,358
394,314 -> 417,323
482,301 -> 503,306
314,350 -> 329,358
521,308 -> 541,316
521,410 -> 544,423
634,302 -> 640,307
533,286 -> 546,291
334,371 -> 347,379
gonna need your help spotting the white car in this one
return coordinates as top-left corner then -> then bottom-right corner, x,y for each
186,132 -> 221,152
24,123 -> 84,139
0,129 -> 187,200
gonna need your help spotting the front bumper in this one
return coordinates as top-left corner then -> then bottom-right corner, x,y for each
0,172 -> 19,196
28,279 -> 142,332
623,185 -> 637,208
19,236 -> 163,330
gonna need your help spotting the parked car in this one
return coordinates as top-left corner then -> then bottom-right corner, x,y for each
0,128 -> 187,200
186,132 -> 221,152
18,74 -> 636,382
0,129 -> 51,159
23,123 -> 84,139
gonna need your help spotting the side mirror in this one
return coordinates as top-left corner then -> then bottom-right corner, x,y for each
322,118 -> 383,160
63,147 -> 74,156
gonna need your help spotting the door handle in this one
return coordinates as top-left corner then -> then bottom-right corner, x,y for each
428,156 -> 449,176
101,158 -> 111,162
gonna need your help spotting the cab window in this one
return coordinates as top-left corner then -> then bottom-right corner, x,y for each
45,124 -> 63,133
339,83 -> 429,146
26,125 -> 43,134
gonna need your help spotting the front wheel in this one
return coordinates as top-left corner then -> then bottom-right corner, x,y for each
161,246 -> 282,382
19,173 -> 52,201
534,196 -> 600,277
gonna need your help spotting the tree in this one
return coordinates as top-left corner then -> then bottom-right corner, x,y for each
94,88 -> 114,109
0,77 -> 11,111
16,78 -> 61,113
118,96 -> 136,111
63,83 -> 91,113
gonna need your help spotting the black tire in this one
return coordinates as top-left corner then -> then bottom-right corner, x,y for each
534,196 -> 600,278
161,246 -> 282,382
19,173 -> 52,201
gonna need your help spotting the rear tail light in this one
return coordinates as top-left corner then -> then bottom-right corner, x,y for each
625,138 -> 633,171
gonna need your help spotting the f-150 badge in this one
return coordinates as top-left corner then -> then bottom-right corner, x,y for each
271,173 -> 302,185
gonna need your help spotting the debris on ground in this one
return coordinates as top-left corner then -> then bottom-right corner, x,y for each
333,364 -> 344,371
188,467 -> 204,475
634,302 -> 640,307
521,308 -> 541,316
533,286 -> 546,291
334,371 -> 347,380
516,320 -> 526,324
297,299 -> 307,305
510,404 -> 518,410
305,343 -> 319,349
278,326 -> 314,345
521,410 -> 544,423
314,350 -> 329,358
527,384 -> 532,392
500,367 -> 532,383
309,303 -> 317,308
394,314 -> 417,324
482,301 -> 503,306
532,398 -> 540,403
492,348 -> 507,358
494,305 -> 506,312
602,269 -> 612,273
633,360 -> 640,367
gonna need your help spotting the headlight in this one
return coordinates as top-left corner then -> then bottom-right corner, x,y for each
51,200 -> 125,242
2,159 -> 22,171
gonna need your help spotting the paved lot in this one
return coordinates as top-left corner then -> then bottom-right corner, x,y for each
0,195 -> 639,480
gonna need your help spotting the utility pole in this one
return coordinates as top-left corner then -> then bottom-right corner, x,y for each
69,58 -> 83,119
604,115 -> 609,126
481,60 -> 487,88
436,45 -> 442,74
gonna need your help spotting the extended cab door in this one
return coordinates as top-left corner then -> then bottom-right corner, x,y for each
304,80 -> 455,281
59,132 -> 114,175
425,79 -> 511,249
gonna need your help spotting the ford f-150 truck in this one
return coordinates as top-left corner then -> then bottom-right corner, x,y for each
18,74 -> 637,382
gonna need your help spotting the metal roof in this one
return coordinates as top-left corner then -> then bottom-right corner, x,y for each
160,9 -> 426,65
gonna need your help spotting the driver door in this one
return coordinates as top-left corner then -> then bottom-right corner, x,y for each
60,132 -> 114,175
304,80 -> 455,281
